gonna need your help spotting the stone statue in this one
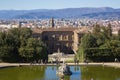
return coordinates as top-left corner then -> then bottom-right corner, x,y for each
56,63 -> 72,79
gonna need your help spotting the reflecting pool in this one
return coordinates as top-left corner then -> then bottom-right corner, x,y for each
0,65 -> 120,80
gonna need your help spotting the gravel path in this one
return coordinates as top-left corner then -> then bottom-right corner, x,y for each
0,62 -> 120,68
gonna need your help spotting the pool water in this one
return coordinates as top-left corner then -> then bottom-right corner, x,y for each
0,65 -> 120,80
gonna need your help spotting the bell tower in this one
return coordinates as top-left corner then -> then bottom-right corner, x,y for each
50,18 -> 54,28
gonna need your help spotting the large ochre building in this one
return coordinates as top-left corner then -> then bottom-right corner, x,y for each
32,19 -> 87,54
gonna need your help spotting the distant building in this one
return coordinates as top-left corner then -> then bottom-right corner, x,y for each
32,27 -> 85,54
19,21 -> 27,28
32,18 -> 86,54
42,28 -> 78,54
49,18 -> 55,28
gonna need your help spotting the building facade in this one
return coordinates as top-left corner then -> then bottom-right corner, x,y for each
32,27 -> 85,54
42,28 -> 77,54
32,18 -> 86,54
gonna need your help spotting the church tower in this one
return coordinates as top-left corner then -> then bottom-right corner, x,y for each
50,18 -> 54,28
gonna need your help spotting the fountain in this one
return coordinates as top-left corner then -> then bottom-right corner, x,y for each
56,62 -> 72,79
51,48 -> 63,64
52,49 -> 72,79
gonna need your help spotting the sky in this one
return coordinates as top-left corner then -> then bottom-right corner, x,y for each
0,0 -> 120,10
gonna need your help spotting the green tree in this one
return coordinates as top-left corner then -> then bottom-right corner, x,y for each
33,38 -> 48,62
78,24 -> 119,62
93,23 -> 100,35
80,33 -> 97,48
0,46 -> 14,62
77,33 -> 97,62
118,29 -> 120,40
19,47 -> 34,62
0,28 -> 48,62
20,28 -> 32,39
19,37 -> 48,62
106,23 -> 112,38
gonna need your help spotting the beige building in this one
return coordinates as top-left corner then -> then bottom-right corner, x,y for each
42,28 -> 78,54
32,27 -> 85,54
32,18 -> 87,54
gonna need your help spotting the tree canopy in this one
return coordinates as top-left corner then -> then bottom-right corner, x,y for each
77,24 -> 120,62
0,28 -> 48,62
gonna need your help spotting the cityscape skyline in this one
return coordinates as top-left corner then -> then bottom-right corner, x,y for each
0,0 -> 120,10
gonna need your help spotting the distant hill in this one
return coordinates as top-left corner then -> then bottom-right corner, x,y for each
82,12 -> 120,19
0,7 -> 120,19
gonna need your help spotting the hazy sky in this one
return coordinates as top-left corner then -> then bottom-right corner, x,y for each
0,0 -> 120,10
